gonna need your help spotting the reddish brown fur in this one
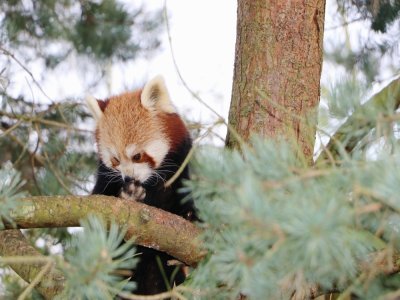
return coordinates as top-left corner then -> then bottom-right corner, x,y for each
97,99 -> 109,112
141,152 -> 156,168
159,113 -> 189,152
96,89 -> 189,162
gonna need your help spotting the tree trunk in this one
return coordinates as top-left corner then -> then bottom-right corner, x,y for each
226,0 -> 326,161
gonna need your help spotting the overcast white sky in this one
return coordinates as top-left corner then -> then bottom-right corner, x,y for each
112,0 -> 237,142
3,0 -> 398,147
3,1 -> 236,144
93,0 -> 399,142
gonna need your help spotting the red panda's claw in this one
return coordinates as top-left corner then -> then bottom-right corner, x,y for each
120,182 -> 146,202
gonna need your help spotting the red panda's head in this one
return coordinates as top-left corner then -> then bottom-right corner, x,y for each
86,76 -> 189,183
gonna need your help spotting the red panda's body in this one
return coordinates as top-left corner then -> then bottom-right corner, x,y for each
86,76 -> 197,295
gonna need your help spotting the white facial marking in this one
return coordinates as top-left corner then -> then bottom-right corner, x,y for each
132,163 -> 153,182
119,161 -> 152,183
125,144 -> 138,158
144,139 -> 169,168
100,140 -> 168,183
99,145 -> 118,169
119,162 -> 133,178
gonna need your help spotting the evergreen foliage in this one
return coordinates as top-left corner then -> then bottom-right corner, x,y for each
0,162 -> 25,229
0,98 -> 95,197
326,1 -> 400,85
184,78 -> 400,299
0,215 -> 137,299
0,0 -> 162,63
59,215 -> 137,299
337,0 -> 400,33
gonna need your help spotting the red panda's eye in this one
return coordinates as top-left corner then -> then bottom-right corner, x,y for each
111,157 -> 120,167
132,153 -> 141,162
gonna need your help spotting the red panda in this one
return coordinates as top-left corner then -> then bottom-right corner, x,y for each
86,76 -> 197,295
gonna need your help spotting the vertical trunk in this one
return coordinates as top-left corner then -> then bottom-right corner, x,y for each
226,0 -> 326,161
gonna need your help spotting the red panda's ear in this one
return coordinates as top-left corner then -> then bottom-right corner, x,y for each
86,95 -> 106,121
141,76 -> 176,113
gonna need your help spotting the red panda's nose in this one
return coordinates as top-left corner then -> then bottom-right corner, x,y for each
124,176 -> 133,183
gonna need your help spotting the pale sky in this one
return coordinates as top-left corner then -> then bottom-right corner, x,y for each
3,1 -> 237,145
3,0 -> 399,148
110,0 -> 237,143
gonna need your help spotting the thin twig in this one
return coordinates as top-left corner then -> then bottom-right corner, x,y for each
0,256 -> 53,264
42,137 -> 74,195
0,110 -> 90,133
13,124 -> 33,166
0,119 -> 23,138
326,17 -> 364,31
262,168 -> 335,190
17,261 -> 54,300
4,132 -> 45,166
164,119 -> 222,187
164,146 -> 196,188
163,1 -> 245,148
0,46 -> 53,102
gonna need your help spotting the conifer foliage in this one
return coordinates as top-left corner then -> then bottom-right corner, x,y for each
60,216 -> 137,299
1,0 -> 162,63
187,114 -> 400,298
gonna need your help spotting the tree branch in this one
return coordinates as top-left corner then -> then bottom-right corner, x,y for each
0,195 -> 205,299
0,229 -> 65,299
4,195 -> 205,266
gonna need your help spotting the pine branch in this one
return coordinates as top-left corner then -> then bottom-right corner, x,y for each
1,195 -> 400,299
3,195 -> 205,266
318,77 -> 400,163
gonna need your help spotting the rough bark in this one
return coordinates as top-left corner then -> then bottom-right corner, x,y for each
226,0 -> 326,161
3,195 -> 205,266
0,229 -> 65,299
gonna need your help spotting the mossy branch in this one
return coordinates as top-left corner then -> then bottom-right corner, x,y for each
0,195 -> 205,298
3,195 -> 205,266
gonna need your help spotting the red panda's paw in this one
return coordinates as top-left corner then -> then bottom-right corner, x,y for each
120,181 -> 146,202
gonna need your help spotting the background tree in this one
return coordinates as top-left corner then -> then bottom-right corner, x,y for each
0,0 -> 163,298
324,0 -> 399,85
0,0 -> 162,197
